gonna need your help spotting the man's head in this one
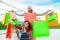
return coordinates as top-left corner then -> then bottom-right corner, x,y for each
28,5 -> 33,13
10,10 -> 15,12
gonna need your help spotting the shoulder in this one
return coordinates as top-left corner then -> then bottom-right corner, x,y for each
24,12 -> 28,14
33,12 -> 36,15
28,27 -> 32,30
33,12 -> 36,13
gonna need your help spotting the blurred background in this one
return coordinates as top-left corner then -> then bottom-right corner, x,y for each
0,0 -> 60,40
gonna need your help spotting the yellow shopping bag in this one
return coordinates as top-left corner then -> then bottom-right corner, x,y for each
2,13 -> 6,24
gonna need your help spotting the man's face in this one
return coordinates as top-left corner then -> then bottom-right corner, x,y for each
28,8 -> 32,13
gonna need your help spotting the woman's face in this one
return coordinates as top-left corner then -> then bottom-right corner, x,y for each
24,22 -> 29,28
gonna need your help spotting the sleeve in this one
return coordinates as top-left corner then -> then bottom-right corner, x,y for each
26,27 -> 32,32
14,24 -> 22,30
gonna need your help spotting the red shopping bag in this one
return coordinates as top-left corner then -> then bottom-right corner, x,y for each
24,12 -> 36,25
6,23 -> 12,39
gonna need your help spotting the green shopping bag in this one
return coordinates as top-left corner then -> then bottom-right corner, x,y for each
32,20 -> 49,37
6,12 -> 10,25
48,11 -> 56,22
12,19 -> 19,24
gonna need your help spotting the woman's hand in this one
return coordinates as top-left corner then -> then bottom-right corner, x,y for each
22,23 -> 26,33
22,27 -> 26,33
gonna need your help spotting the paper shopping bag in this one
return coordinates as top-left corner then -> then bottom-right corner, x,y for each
45,12 -> 58,26
6,12 -> 10,25
32,20 -> 49,37
6,23 -> 12,39
2,14 -> 6,24
12,19 -> 19,24
10,11 -> 17,19
48,11 -> 56,22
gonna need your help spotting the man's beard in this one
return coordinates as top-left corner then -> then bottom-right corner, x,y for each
28,9 -> 33,13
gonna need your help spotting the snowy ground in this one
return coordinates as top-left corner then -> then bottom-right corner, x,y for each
0,29 -> 60,40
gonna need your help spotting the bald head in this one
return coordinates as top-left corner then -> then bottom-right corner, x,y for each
28,5 -> 32,9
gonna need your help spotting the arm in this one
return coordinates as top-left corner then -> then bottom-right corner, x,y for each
9,20 -> 22,30
37,12 -> 47,16
14,24 -> 22,30
37,11 -> 48,16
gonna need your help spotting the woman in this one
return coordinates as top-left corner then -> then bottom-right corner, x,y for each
11,20 -> 33,40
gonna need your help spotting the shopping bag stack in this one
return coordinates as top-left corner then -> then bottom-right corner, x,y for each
2,10 -> 19,25
45,10 -> 58,26
1,10 -> 19,39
